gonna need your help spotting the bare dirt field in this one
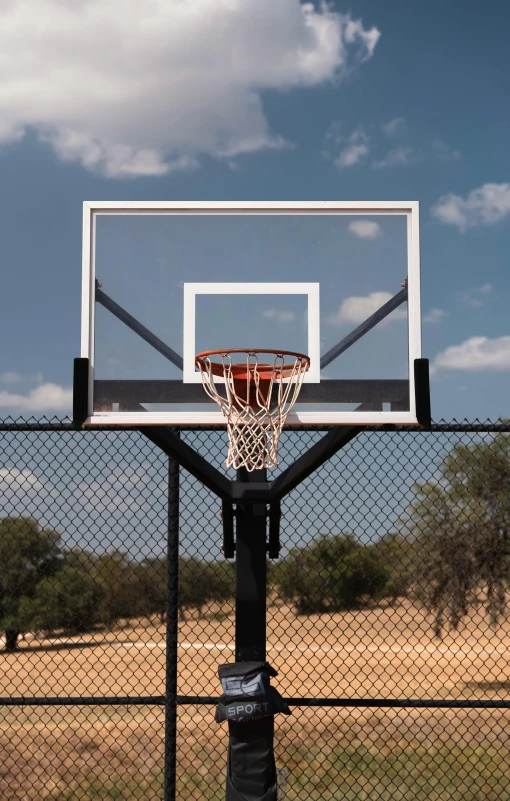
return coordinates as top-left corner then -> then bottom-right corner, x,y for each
1,599 -> 510,798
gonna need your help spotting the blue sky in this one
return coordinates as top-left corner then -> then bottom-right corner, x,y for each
1,0 -> 510,422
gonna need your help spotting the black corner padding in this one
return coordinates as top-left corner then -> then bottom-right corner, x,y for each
73,358 -> 89,429
414,358 -> 431,428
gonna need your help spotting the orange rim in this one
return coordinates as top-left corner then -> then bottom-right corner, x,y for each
195,349 -> 310,380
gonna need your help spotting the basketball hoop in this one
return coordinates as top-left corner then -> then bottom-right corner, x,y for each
195,349 -> 310,471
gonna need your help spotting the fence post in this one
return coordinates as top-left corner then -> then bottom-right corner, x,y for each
165,443 -> 180,801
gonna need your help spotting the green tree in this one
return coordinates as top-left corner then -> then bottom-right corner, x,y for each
94,550 -> 145,628
21,561 -> 104,634
136,557 -> 167,623
135,557 -> 235,624
178,557 -> 216,620
276,533 -> 390,615
369,532 -> 416,600
405,432 -> 510,636
205,560 -> 235,606
0,517 -> 61,651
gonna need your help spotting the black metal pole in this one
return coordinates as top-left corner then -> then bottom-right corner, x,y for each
164,446 -> 180,801
221,467 -> 278,801
235,467 -> 267,662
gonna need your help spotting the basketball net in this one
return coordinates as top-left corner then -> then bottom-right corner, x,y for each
195,350 -> 310,471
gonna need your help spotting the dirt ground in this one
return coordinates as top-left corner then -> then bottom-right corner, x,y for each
2,598 -> 510,701
1,599 -> 510,798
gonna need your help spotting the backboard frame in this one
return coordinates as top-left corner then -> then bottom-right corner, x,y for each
81,200 -> 421,427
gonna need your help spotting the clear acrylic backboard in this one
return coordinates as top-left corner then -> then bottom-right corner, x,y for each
81,201 -> 421,425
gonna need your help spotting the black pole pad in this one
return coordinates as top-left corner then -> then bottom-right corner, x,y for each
73,358 -> 89,429
215,662 -> 290,801
226,718 -> 277,801
222,502 -> 235,559
414,358 -> 432,428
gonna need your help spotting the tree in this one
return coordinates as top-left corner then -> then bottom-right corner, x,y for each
178,557 -> 218,620
276,533 -> 390,615
22,561 -> 103,634
369,532 -> 416,601
205,560 -> 235,607
0,517 -> 61,651
93,550 -> 145,628
136,557 -> 167,623
405,432 -> 510,636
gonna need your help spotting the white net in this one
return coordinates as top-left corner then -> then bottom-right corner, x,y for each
195,350 -> 310,471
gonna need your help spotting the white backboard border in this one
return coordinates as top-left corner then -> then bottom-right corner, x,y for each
81,200 -> 421,426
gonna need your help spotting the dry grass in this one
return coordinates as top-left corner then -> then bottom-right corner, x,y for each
2,599 -> 510,798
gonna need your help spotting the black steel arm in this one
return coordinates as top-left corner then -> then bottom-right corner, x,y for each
321,287 -> 407,370
141,426 -> 362,504
142,427 -> 232,502
270,426 -> 361,502
96,283 -> 183,371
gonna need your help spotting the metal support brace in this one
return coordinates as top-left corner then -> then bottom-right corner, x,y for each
96,283 -> 183,370
221,499 -> 281,561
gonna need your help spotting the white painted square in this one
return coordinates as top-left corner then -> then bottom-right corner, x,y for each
182,283 -> 321,383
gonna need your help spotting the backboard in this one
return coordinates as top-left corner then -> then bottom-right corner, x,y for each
81,201 -> 421,426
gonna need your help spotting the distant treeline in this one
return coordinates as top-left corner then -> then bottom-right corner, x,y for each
0,517 -> 239,651
1,431 -> 510,648
0,516 -> 411,651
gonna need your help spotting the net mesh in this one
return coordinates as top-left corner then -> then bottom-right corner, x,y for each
195,350 -> 309,471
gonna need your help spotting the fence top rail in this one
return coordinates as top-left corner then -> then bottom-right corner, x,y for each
0,419 -> 509,433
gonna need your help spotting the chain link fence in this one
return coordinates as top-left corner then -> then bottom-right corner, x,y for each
1,418 -> 510,799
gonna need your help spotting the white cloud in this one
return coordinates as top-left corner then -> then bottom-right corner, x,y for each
0,1 -> 380,177
455,283 -> 493,307
433,335 -> 510,372
41,129 -> 199,178
0,468 -> 64,528
328,291 -> 407,325
423,308 -> 447,324
381,117 -> 406,137
335,143 -> 369,168
0,468 -> 46,495
74,465 -> 167,516
372,145 -> 417,169
348,220 -> 382,240
263,309 -> 295,323
0,383 -> 72,412
334,125 -> 370,168
431,183 -> 510,231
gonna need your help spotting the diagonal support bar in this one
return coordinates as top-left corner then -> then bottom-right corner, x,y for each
142,427 -> 232,501
270,426 -> 362,502
142,427 -> 363,505
96,284 -> 184,370
321,287 -> 407,370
